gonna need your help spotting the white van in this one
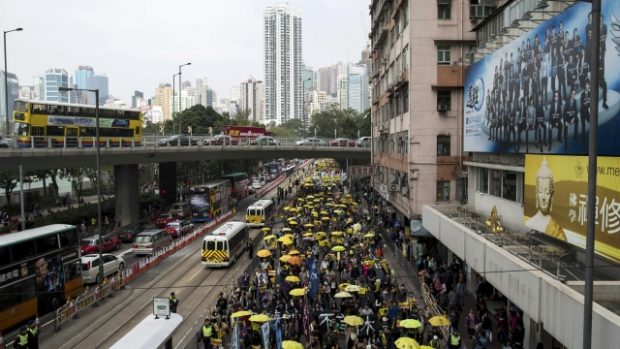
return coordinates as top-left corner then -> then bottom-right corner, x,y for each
132,229 -> 172,255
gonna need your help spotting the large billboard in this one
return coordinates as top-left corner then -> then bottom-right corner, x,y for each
524,154 -> 620,262
464,2 -> 620,155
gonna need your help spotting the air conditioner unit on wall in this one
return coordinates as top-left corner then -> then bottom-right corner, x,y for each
438,104 -> 449,112
389,183 -> 399,192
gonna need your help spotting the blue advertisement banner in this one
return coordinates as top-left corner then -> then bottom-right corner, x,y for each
464,2 -> 620,155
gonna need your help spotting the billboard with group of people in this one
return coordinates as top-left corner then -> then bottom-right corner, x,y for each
464,1 -> 620,155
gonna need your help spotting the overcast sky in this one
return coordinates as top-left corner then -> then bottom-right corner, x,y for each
1,0 -> 370,104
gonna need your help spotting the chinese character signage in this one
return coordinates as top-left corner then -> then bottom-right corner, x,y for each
524,154 -> 620,262
464,1 -> 620,155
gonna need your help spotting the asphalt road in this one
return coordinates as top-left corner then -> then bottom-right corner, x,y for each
39,164 -> 307,349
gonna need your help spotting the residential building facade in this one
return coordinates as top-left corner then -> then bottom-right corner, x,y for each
264,3 -> 303,125
240,78 -> 265,123
152,83 -> 173,121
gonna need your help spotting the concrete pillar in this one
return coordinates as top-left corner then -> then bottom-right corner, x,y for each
114,164 -> 140,227
159,162 -> 177,206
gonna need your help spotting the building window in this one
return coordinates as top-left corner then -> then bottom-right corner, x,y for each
490,169 -> 502,197
478,167 -> 489,194
438,0 -> 452,20
437,135 -> 450,156
402,46 -> 409,71
437,90 -> 451,111
437,45 -> 451,65
502,171 -> 518,201
437,180 -> 451,201
402,85 -> 409,113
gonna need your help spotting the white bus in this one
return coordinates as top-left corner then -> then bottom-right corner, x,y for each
245,199 -> 274,227
110,313 -> 183,349
201,221 -> 248,267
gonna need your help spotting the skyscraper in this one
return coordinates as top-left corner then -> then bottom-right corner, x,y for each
0,70 -> 19,125
346,64 -> 369,113
131,91 -> 144,109
74,66 -> 94,104
240,78 -> 265,123
44,69 -> 69,102
88,75 -> 109,105
153,83 -> 173,121
264,3 -> 303,125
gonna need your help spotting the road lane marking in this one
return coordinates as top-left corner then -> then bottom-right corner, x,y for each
187,267 -> 203,282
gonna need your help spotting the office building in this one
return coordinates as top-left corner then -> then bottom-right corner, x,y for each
194,78 -> 209,107
206,87 -> 217,109
171,88 -> 195,114
346,63 -> 369,113
44,68 -> 69,102
0,71 -> 19,126
264,3 -> 303,125
18,85 -> 36,101
240,78 -> 265,122
316,62 -> 344,97
88,75 -> 109,105
132,91 -> 145,109
74,65 -> 95,104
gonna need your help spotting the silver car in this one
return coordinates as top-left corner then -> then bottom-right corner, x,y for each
0,135 -> 16,148
81,254 -> 125,284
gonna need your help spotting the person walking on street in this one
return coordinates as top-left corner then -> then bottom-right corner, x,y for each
246,239 -> 253,258
169,292 -> 179,313
202,318 -> 213,349
449,329 -> 461,349
27,321 -> 39,349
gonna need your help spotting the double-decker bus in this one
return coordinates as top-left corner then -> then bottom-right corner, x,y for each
189,180 -> 232,223
220,172 -> 249,200
12,99 -> 143,148
0,224 -> 82,333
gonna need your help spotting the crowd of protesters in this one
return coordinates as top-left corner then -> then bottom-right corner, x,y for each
199,160 -> 462,349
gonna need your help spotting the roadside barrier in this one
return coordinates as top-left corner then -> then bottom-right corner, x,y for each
51,211 -> 234,335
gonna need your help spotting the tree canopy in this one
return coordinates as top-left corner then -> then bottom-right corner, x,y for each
309,107 -> 370,139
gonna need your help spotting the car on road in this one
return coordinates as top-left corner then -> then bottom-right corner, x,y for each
0,135 -> 16,148
330,138 -> 356,147
165,220 -> 194,238
155,213 -> 176,228
296,137 -> 328,146
118,223 -> 146,242
157,135 -> 198,146
250,136 -> 279,145
81,254 -> 125,284
356,136 -> 371,148
206,134 -> 237,145
132,229 -> 172,255
251,179 -> 263,190
80,236 -> 122,254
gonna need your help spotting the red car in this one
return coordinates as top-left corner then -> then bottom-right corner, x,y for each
330,138 -> 356,147
80,236 -> 122,254
165,220 -> 194,238
155,213 -> 175,228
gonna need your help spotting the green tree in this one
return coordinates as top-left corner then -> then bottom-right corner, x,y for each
172,105 -> 224,135
0,172 -> 17,208
310,106 -> 365,139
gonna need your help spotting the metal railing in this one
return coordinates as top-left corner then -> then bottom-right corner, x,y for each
1,135 -> 370,150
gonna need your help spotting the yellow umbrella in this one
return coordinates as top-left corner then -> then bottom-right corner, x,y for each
338,283 -> 351,290
256,249 -> 272,258
289,208 -> 298,213
331,231 -> 344,236
288,250 -> 301,255
334,291 -> 352,298
345,285 -> 361,292
284,233 -> 295,239
282,340 -> 304,349
280,254 -> 291,263
264,234 -> 276,241
332,245 -> 346,252
315,232 -> 327,239
319,240 -> 331,247
321,216 -> 330,221
297,197 -> 305,201
364,232 -> 375,238
278,236 -> 290,242
419,346 -> 435,349
334,209 -> 344,215
283,206 -> 291,211
288,220 -> 298,225
303,232 -> 314,237
320,210 -> 328,215
289,288 -> 306,297
282,238 -> 294,246
285,275 -> 300,283
260,227 -> 271,232
343,315 -> 364,326
281,227 -> 293,232
399,319 -> 422,329
306,195 -> 315,200
249,314 -> 271,322
394,337 -> 420,349
428,315 -> 451,327
230,310 -> 253,318
304,223 -> 315,228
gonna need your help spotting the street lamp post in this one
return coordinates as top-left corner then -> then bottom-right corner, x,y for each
3,27 -> 23,135
178,62 -> 191,134
172,73 -> 178,133
59,87 -> 103,285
